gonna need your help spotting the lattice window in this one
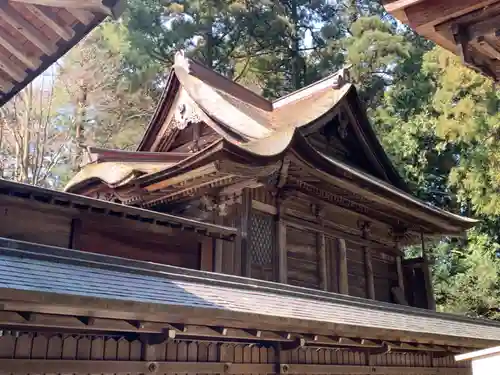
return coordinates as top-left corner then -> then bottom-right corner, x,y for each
249,211 -> 275,268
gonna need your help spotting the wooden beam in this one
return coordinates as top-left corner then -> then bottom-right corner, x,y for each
0,3 -> 57,56
68,217 -> 81,249
282,364 -> 468,375
475,37 -> 500,60
24,4 -> 76,41
421,233 -> 436,310
0,360 -> 277,374
0,310 -> 168,333
317,232 -> 327,291
251,200 -> 277,215
0,76 -> 13,92
396,255 -> 406,297
240,188 -> 252,277
338,238 -> 348,295
0,32 -> 41,70
0,49 -> 27,82
66,8 -> 95,24
383,0 -> 424,13
277,216 -> 287,283
403,0 -> 498,30
200,236 -> 214,272
360,221 -> 375,300
9,0 -> 111,14
213,211 -> 224,273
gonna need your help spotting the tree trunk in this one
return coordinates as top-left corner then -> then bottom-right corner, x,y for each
290,0 -> 301,90
73,83 -> 88,172
20,87 -> 32,182
204,3 -> 215,69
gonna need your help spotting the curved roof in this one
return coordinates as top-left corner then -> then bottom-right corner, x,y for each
0,0 -> 124,106
65,51 -> 478,235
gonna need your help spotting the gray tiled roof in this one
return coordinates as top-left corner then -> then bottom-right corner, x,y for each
1,237 -> 500,343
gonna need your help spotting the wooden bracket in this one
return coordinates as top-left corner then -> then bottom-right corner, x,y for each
281,337 -> 305,350
77,316 -> 95,326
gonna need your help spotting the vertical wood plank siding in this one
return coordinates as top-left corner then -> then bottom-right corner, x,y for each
0,332 -> 470,374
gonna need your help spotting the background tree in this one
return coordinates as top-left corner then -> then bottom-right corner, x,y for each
0,79 -> 70,188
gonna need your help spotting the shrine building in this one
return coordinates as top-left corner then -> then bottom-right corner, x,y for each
0,51 -> 499,375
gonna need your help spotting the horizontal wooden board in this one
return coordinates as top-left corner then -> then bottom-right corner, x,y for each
0,200 -> 71,248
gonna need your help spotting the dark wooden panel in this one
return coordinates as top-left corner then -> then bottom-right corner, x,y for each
0,200 -> 71,248
78,220 -> 200,269
287,227 -> 320,289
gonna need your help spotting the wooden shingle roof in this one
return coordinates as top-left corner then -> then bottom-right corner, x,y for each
1,237 -> 500,348
0,0 -> 124,106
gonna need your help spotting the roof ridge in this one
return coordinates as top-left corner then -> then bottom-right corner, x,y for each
273,65 -> 353,109
174,51 -> 272,111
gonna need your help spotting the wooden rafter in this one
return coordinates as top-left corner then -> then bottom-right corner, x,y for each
0,3 -> 57,56
383,0 -> 424,13
66,7 -> 95,24
0,0 -> 123,106
23,4 -> 75,41
9,0 -> 112,15
0,31 -> 40,70
0,48 -> 27,82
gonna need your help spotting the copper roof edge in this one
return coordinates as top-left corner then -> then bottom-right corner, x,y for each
273,65 -> 353,109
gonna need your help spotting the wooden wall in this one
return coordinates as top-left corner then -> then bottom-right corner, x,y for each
0,331 -> 470,374
219,186 -> 404,305
286,226 -> 320,289
0,196 -> 204,271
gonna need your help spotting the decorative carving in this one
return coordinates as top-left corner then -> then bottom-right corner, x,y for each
357,220 -> 372,238
389,227 -> 407,243
198,195 -> 229,217
173,50 -> 191,72
172,94 -> 201,130
332,66 -> 351,89
337,112 -> 349,139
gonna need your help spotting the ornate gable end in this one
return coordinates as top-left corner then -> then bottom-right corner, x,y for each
302,94 -> 408,192
139,82 -> 221,153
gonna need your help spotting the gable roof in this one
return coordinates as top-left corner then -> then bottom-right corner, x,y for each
64,52 -> 478,236
0,0 -> 124,107
137,51 -> 408,191
1,236 -> 500,348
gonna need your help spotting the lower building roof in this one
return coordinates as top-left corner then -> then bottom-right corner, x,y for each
1,237 -> 500,348
0,178 -> 236,240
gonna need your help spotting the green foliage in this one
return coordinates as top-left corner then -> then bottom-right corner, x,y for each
432,231 -> 500,319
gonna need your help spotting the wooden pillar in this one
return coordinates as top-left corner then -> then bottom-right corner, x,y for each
200,236 -> 214,272
360,221 -> 375,300
393,230 -> 406,297
421,232 -> 436,310
68,218 -> 81,250
338,238 -> 349,295
213,202 -> 224,274
277,218 -> 287,283
396,255 -> 405,296
318,232 -> 328,291
240,188 -> 252,277
315,207 -> 328,291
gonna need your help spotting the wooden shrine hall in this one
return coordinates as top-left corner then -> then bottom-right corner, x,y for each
383,0 -> 500,81
2,51 -> 500,375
